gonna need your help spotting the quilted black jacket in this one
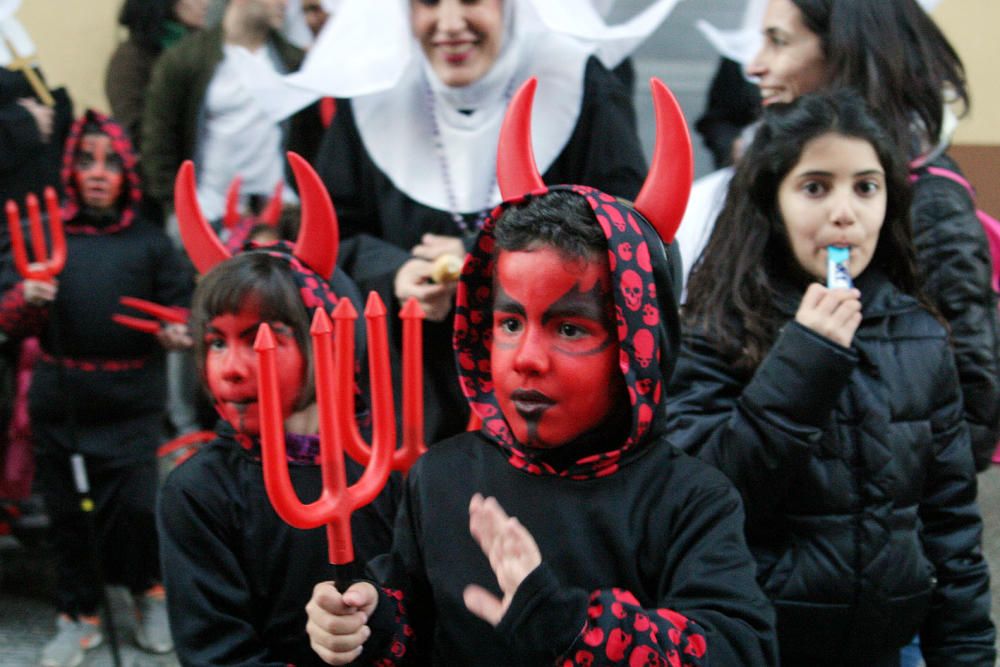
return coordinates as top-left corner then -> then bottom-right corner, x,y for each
667,270 -> 995,666
911,153 -> 1000,471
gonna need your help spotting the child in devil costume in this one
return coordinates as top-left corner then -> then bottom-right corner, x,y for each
156,157 -> 400,666
0,109 -> 192,666
304,81 -> 776,666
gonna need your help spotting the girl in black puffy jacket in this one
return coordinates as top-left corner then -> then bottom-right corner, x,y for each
668,90 -> 995,667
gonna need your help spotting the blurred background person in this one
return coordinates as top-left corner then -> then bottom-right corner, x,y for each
105,0 -> 209,151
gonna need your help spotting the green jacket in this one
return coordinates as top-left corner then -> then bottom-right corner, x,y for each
140,26 -> 305,207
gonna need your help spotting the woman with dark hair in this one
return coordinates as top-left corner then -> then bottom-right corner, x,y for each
746,0 -> 1000,471
668,90 -> 995,666
105,0 -> 209,148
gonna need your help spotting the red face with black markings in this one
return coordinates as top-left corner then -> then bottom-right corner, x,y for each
204,303 -> 304,435
73,133 -> 124,212
491,247 -> 625,449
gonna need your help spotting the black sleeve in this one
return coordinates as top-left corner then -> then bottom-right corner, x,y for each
0,102 -> 43,171
0,282 -> 48,341
141,50 -> 189,207
694,58 -> 761,169
666,323 -> 856,528
546,57 -> 646,201
157,461 -> 291,667
910,163 -> 1000,470
917,350 -> 996,665
312,100 -> 382,241
497,482 -> 777,666
150,228 -> 195,308
358,472 -> 436,666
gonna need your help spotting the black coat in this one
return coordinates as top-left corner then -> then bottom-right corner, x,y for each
361,431 -> 777,666
911,153 -> 1000,471
667,270 -> 995,666
158,427 -> 401,667
0,67 -> 73,206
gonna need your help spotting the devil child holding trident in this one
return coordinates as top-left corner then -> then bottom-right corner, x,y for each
0,110 -> 192,667
156,153 -> 401,666
302,80 -> 777,666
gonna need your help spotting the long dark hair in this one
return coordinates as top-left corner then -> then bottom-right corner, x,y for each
117,0 -> 175,54
190,252 -> 315,410
684,90 -> 919,371
791,0 -> 968,156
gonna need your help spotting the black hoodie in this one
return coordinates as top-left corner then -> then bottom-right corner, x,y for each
0,110 -> 192,460
358,186 -> 777,666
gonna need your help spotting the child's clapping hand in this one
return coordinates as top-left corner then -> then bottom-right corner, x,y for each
463,493 -> 542,627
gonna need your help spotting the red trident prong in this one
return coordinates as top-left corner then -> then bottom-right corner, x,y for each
399,297 -> 428,469
111,296 -> 189,335
254,311 -> 393,568
118,296 -> 189,323
260,180 -> 284,227
110,314 -> 161,335
334,293 -> 402,469
222,175 -> 243,230
6,187 -> 66,282
333,293 -> 429,474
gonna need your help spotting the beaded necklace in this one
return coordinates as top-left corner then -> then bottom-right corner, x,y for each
423,74 -> 518,236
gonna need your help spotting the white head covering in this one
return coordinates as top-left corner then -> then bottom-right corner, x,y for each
282,0 -> 343,49
0,0 -> 37,68
236,0 -> 684,213
695,0 -> 946,70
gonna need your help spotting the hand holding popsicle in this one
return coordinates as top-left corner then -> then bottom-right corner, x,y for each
795,281 -> 862,348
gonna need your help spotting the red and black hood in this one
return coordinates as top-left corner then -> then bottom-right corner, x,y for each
60,109 -> 142,232
454,185 -> 681,479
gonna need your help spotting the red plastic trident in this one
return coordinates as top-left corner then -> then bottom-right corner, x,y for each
254,296 -> 396,570
334,295 -> 428,473
111,296 -> 189,335
5,188 -> 67,282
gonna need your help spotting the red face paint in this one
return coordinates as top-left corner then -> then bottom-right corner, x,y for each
204,305 -> 304,435
492,247 -> 624,449
74,133 -> 125,212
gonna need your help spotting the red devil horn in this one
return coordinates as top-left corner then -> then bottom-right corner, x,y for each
287,152 -> 338,280
261,180 -> 284,227
633,79 -> 693,244
175,161 -> 231,274
223,175 -> 243,230
497,78 -> 545,200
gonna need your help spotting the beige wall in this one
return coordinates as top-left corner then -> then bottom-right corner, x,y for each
933,0 -> 1000,145
17,0 -> 122,116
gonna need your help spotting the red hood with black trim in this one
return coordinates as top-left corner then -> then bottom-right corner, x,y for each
453,185 -> 681,480
60,109 -> 142,233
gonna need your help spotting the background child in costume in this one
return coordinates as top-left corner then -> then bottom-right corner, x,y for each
157,237 -> 400,665
304,187 -> 777,666
0,109 -> 192,666
667,91 -> 995,666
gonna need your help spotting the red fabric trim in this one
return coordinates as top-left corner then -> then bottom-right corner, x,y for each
38,351 -> 149,372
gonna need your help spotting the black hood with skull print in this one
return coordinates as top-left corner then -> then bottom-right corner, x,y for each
453,184 -> 681,480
